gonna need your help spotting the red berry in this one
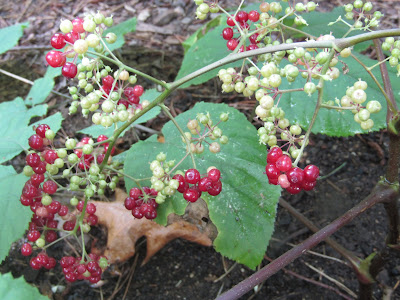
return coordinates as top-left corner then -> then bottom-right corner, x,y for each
77,264 -> 87,274
127,95 -> 140,105
183,188 -> 200,202
208,180 -> 222,196
302,180 -> 317,191
265,163 -> 280,179
97,135 -> 108,143
72,18 -> 85,33
31,174 -> 45,187
20,195 -> 33,206
86,203 -> 96,215
198,177 -> 213,192
286,167 -> 304,185
65,272 -> 77,282
87,214 -> 98,226
62,62 -> 78,78
133,85 -> 144,97
185,169 -> 201,184
275,155 -> 292,172
102,75 -> 114,87
132,207 -> 143,218
46,220 -> 58,229
172,174 -> 188,193
268,177 -> 279,185
22,183 -> 38,199
227,39 -> 239,51
129,187 -> 142,200
227,16 -> 235,26
60,256 -> 75,268
44,257 -> 56,270
286,185 -> 302,195
58,205 -> 68,216
89,276 -> 101,283
249,33 -> 260,44
248,10 -> 260,22
26,153 -> 41,167
50,33 -> 66,49
45,50 -> 66,68
36,124 -> 50,138
222,27 -> 234,40
30,257 -> 42,270
87,261 -> 100,273
236,11 -> 249,23
45,230 -> 58,242
33,161 -> 47,174
27,230 -> 41,242
36,206 -> 49,218
64,31 -> 80,43
21,243 -> 32,256
208,168 -> 221,182
28,134 -> 44,150
303,165 -> 319,182
124,197 -> 136,210
47,201 -> 61,214
43,180 -> 58,194
63,220 -> 75,231
246,44 -> 258,51
267,147 -> 283,164
44,150 -> 58,164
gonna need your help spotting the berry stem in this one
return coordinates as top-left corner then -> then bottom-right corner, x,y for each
159,104 -> 196,169
293,49 -> 336,167
105,166 -> 145,193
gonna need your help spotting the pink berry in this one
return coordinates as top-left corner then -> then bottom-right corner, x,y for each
62,62 -> 78,78
185,169 -> 201,184
303,165 -> 320,182
222,28 -> 234,40
50,33 -> 66,49
275,155 -> 292,172
72,18 -> 85,33
278,174 -> 290,188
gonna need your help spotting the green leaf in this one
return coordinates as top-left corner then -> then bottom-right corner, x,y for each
25,67 -> 58,105
0,22 -> 29,55
0,273 -> 48,300
78,89 -> 161,138
277,52 -> 396,136
123,102 -> 281,269
0,166 -> 32,263
0,97 -> 63,163
104,17 -> 137,52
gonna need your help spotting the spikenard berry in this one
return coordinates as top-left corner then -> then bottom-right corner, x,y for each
28,134 -> 44,150
50,33 -> 66,49
185,168 -> 201,184
21,243 -> 33,256
222,28 -> 234,40
62,62 -> 78,78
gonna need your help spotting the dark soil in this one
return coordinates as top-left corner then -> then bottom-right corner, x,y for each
1,0 -> 400,300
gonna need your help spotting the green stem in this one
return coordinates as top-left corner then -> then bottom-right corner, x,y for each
367,57 -> 390,71
159,104 -> 196,168
293,49 -> 336,166
320,104 -> 358,110
106,166 -> 143,190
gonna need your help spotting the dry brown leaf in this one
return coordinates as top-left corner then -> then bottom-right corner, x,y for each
91,189 -> 212,265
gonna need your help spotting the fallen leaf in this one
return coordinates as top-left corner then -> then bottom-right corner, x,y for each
91,189 -> 212,264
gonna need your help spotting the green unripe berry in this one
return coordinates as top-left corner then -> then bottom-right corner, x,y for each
62,169 -> 70,177
290,124 -> 302,135
83,19 -> 96,32
68,153 -> 79,164
363,1 -> 372,11
361,119 -> 374,130
23,166 -> 34,176
89,165 -> 100,175
82,144 -> 93,155
102,100 -> 115,113
35,237 -> 45,248
156,152 -> 167,162
304,82 -> 317,95
366,100 -> 382,113
307,1 -> 317,11
54,158 -> 64,168
60,19 -> 73,33
268,74 -> 281,88
70,197 -> 79,206
198,3 -> 210,14
104,16 -> 113,27
85,187 -> 95,198
220,135 -> 229,144
353,0 -> 363,9
105,32 -> 117,44
358,109 -> 370,121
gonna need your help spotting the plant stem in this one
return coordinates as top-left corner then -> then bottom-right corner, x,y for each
293,49 -> 336,166
216,182 -> 397,300
159,104 -> 196,169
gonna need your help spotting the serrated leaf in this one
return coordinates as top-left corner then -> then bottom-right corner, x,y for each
104,17 -> 136,52
0,273 -> 48,300
276,52 -> 397,136
123,102 -> 281,269
0,22 -> 29,55
25,67 -> 58,105
0,166 -> 31,263
78,89 -> 161,138
0,98 -> 63,163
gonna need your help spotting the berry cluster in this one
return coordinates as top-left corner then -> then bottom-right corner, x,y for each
46,13 -> 115,78
124,187 -> 159,220
172,167 -> 222,203
193,1 -> 220,20
381,37 -> 400,76
343,0 -> 382,27
29,253 -> 57,271
60,253 -> 108,283
265,147 -> 319,194
183,112 -> 229,155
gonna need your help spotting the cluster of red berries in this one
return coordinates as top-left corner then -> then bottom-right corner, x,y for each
265,147 -> 319,194
101,74 -> 144,109
222,10 -> 261,51
124,187 -> 159,220
28,252 -> 57,271
62,201 -> 98,231
60,253 -> 107,283
45,18 -> 87,78
172,168 -> 222,203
